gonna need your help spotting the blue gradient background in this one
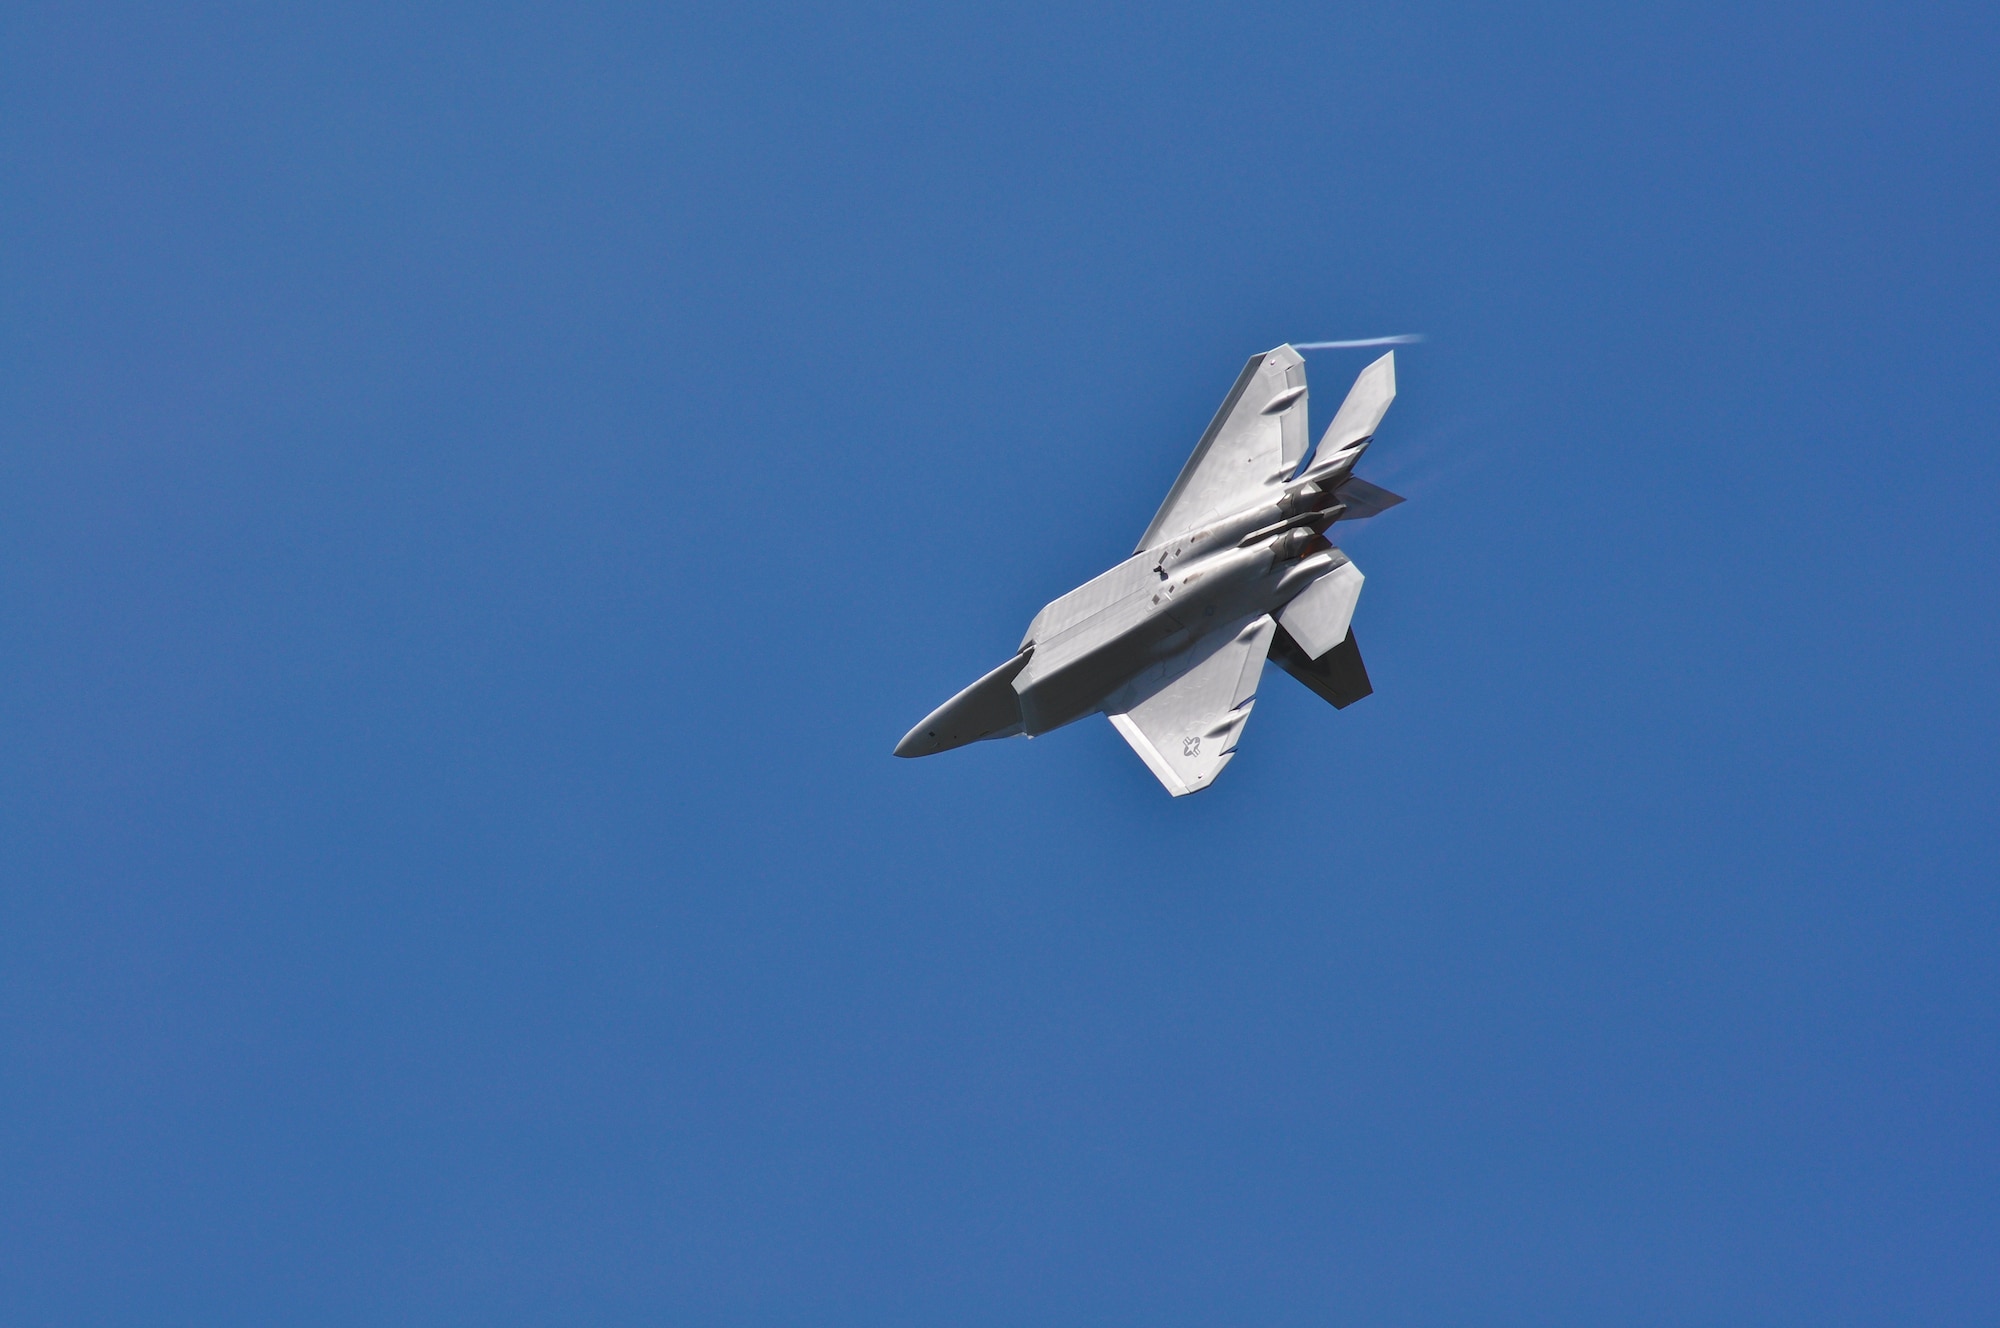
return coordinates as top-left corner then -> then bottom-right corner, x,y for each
4,3 -> 1997,1323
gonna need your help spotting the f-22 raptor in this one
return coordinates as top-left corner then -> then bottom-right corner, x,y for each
897,346 -> 1404,796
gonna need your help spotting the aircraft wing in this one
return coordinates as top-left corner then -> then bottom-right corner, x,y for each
1136,346 -> 1307,553
1104,614 -> 1277,796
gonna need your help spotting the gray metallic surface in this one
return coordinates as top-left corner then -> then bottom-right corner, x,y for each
1331,475 -> 1405,521
897,347 -> 1404,794
1304,349 -> 1396,483
894,651 -> 1030,757
1270,627 -> 1373,710
1104,612 -> 1277,796
1135,345 -> 1307,553
1277,558 -> 1364,660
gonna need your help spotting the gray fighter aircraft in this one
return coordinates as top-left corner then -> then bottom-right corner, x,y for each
896,346 -> 1404,796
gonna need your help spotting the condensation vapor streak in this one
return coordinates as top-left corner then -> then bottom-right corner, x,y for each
1293,335 -> 1425,350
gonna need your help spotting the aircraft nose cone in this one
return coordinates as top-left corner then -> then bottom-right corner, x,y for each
893,726 -> 934,758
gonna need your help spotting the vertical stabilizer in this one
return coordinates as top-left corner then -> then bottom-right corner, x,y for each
1306,351 -> 1395,481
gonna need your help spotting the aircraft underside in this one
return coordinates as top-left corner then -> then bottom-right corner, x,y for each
897,344 -> 1403,796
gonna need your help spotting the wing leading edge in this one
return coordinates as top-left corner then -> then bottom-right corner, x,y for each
1136,346 -> 1307,553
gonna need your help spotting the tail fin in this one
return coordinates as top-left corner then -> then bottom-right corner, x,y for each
1270,626 -> 1373,709
1305,351 -> 1396,481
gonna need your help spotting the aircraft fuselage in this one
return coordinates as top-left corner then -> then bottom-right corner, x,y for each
1012,527 -> 1342,736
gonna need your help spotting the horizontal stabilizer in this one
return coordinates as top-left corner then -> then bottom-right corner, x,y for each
1277,556 -> 1363,659
1271,626 -> 1372,709
1333,476 -> 1405,520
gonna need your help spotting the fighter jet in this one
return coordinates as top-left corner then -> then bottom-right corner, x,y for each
896,345 -> 1404,796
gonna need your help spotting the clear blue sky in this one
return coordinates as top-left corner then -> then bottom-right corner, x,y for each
4,3 -> 1997,1323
